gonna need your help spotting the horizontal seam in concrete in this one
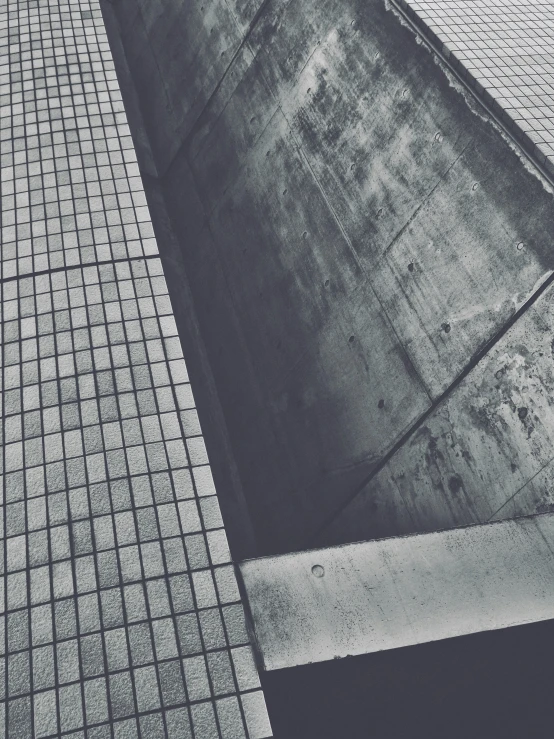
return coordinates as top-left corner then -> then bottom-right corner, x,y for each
313,267 -> 554,543
0,253 -> 160,285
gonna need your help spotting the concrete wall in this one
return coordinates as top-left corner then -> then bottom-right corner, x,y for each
102,0 -> 554,556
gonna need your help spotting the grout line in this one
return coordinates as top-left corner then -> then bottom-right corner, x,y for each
0,253 -> 160,286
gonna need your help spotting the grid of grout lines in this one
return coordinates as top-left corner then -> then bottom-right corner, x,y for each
397,0 -> 554,174
0,1 -> 272,738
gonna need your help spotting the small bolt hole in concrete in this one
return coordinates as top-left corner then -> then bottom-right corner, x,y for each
312,565 -> 325,578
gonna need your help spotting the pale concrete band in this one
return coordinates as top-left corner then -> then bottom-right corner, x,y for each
240,513 -> 554,671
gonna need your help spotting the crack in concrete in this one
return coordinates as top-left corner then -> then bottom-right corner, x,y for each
381,139 -> 472,261
313,266 -> 554,544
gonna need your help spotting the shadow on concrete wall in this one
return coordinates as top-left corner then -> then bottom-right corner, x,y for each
101,0 -> 554,559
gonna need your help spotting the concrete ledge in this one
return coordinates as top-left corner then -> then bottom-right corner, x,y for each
239,513 -> 554,671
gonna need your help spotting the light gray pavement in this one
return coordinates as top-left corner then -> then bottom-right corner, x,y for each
0,1 -> 271,737
397,0 -> 554,173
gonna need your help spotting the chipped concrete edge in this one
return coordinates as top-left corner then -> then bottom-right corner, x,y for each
385,0 -> 554,196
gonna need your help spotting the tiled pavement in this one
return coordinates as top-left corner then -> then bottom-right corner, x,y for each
0,1 -> 271,737
5,0 -> 552,734
395,0 -> 554,176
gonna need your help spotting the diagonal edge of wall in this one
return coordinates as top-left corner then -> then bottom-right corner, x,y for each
99,0 -> 554,558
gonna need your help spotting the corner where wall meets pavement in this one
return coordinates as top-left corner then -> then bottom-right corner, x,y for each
101,0 -> 554,558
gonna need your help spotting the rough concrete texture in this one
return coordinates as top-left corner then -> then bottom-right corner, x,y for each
240,512 -> 554,670
102,0 -> 554,556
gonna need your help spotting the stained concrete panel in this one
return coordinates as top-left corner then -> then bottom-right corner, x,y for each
247,0 -> 554,398
104,0 -> 554,556
188,110 -> 430,548
320,281 -> 554,544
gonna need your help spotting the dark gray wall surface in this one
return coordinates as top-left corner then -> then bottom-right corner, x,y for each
102,0 -> 554,556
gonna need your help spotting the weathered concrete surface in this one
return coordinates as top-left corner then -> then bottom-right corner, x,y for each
319,282 -> 554,545
240,513 -> 554,671
103,0 -> 554,555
